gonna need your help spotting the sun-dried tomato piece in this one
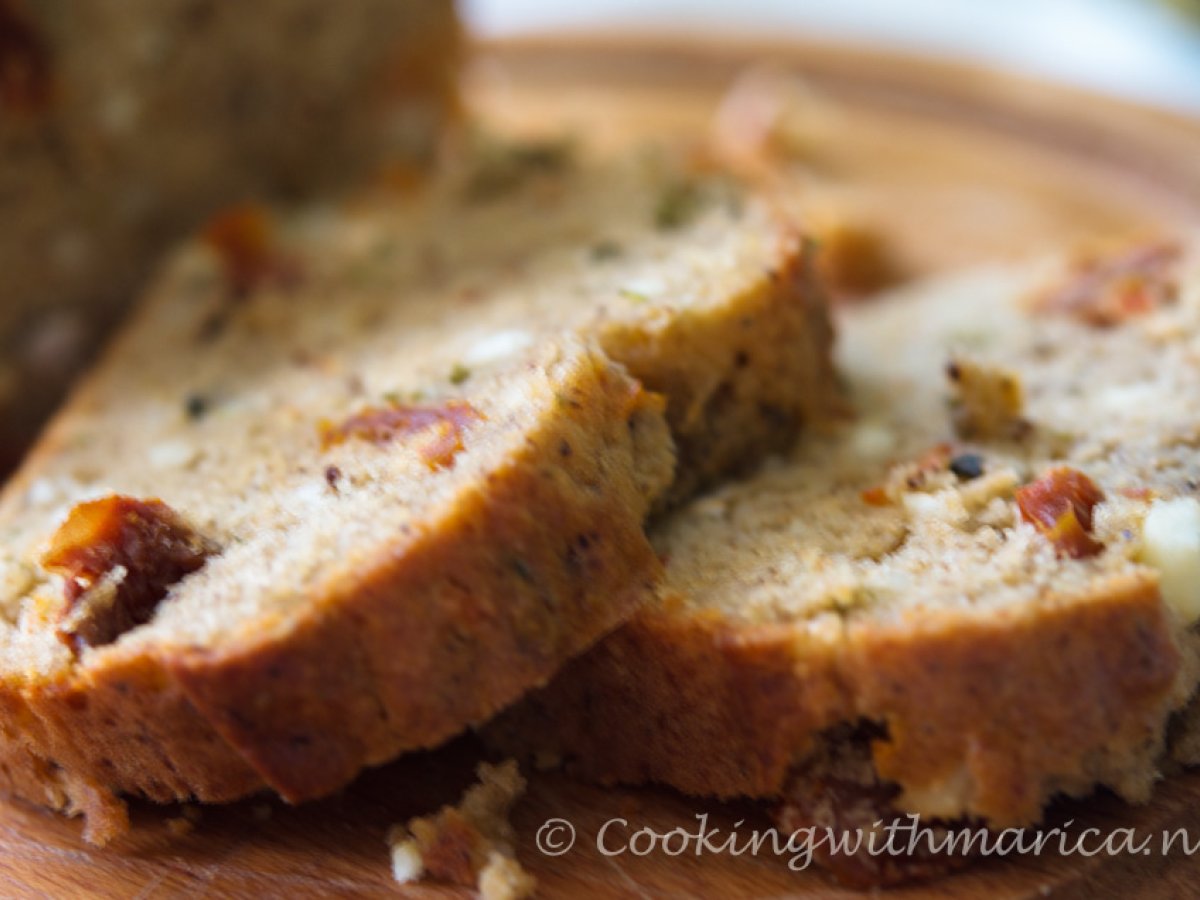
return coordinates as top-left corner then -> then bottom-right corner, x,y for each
0,0 -> 52,116
320,400 -> 485,470
1036,241 -> 1181,326
201,203 -> 298,299
1016,467 -> 1105,559
861,486 -> 891,507
417,418 -> 474,471
42,496 -> 213,653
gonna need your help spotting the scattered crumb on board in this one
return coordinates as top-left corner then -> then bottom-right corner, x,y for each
387,759 -> 536,899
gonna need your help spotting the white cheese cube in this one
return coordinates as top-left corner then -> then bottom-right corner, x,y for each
1142,497 -> 1200,623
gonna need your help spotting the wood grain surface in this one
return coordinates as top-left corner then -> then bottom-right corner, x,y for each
4,35 -> 1200,899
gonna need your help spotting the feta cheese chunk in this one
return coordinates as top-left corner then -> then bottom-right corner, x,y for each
1142,497 -> 1200,622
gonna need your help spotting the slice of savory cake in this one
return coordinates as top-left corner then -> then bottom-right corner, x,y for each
0,142 -> 838,843
490,239 -> 1200,884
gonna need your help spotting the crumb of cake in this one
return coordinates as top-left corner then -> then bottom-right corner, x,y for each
165,806 -> 200,836
165,817 -> 192,837
387,760 -> 535,899
389,836 -> 424,885
478,851 -> 538,900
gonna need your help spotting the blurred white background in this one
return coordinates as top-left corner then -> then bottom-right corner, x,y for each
465,0 -> 1200,112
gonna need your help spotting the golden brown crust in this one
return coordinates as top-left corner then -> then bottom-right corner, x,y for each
493,574 -> 1181,826
0,687 -> 131,845
847,575 -> 1178,824
1,353 -> 666,836
488,610 -> 842,798
27,652 -> 265,804
170,421 -> 661,802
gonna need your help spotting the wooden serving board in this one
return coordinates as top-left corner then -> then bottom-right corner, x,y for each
4,36 -> 1200,899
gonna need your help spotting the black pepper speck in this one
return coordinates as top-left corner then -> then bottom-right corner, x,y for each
184,394 -> 209,421
949,453 -> 985,481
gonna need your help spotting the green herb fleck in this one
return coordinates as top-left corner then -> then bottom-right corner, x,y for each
383,389 -> 426,406
655,181 -> 705,231
464,137 -> 576,202
449,363 -> 471,386
619,287 -> 650,305
590,240 -> 622,261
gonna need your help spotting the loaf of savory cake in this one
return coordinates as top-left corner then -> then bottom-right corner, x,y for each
490,239 -> 1200,883
0,142 -> 837,843
0,0 -> 462,473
